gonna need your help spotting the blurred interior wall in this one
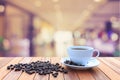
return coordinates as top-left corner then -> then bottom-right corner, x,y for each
0,15 -> 4,36
5,4 -> 30,38
3,4 -> 33,56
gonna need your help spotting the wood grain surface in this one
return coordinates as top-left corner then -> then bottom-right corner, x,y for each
0,57 -> 120,80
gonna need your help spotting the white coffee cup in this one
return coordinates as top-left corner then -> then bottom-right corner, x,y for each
67,46 -> 100,65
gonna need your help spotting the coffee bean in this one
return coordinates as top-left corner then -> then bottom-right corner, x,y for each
7,66 -> 10,70
52,72 -> 58,78
61,67 -> 64,70
64,60 -> 85,66
11,67 -> 14,70
63,69 -> 68,74
10,64 -> 13,67
7,60 -> 68,78
55,63 -> 59,66
22,69 -> 24,72
15,68 -> 21,71
28,71 -> 35,74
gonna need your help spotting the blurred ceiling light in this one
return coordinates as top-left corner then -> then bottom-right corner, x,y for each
52,0 -> 59,3
111,33 -> 118,41
94,0 -> 102,2
34,0 -> 41,7
0,5 -> 5,12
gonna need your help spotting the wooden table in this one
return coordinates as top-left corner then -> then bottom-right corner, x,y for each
0,57 -> 120,80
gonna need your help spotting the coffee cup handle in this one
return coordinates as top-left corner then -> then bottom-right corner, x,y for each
93,49 -> 100,57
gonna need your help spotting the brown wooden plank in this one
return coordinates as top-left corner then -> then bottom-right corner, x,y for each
0,58 -> 13,69
64,68 -> 79,80
49,57 -> 64,80
106,57 -> 120,68
2,57 -> 32,80
0,57 -> 23,80
34,57 -> 50,80
101,58 -> 120,74
0,57 -> 4,60
98,58 -> 120,80
89,67 -> 110,80
77,70 -> 95,80
18,57 -> 41,80
114,57 -> 120,61
62,57 -> 79,80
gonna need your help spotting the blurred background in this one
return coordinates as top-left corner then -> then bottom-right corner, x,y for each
0,0 -> 120,57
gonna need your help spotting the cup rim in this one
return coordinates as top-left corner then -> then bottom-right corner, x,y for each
68,46 -> 94,51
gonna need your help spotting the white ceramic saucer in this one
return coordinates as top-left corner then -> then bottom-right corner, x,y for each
61,57 -> 100,70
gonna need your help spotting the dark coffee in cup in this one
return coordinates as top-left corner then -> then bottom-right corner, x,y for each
72,48 -> 88,50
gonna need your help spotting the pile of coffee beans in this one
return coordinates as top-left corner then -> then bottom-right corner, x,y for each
64,60 -> 85,66
7,61 -> 68,78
